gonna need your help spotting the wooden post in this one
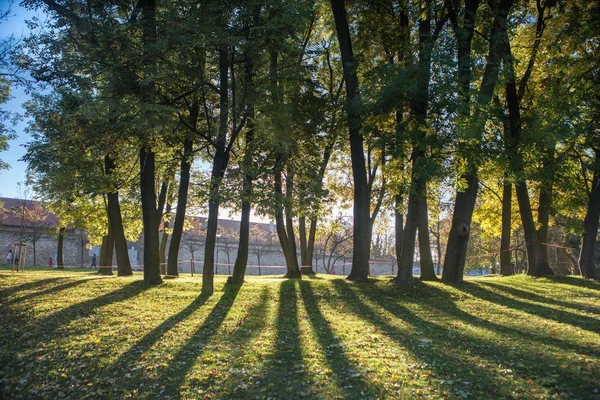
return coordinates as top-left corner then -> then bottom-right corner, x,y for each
12,242 -> 27,272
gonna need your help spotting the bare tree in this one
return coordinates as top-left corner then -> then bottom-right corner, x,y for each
217,225 -> 238,275
182,217 -> 204,275
248,224 -> 276,276
69,226 -> 89,268
316,216 -> 353,274
13,199 -> 52,266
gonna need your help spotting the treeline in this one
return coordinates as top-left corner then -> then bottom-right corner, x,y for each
16,0 -> 599,294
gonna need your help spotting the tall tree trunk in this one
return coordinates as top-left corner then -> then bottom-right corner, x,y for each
231,200 -> 251,283
503,37 -> 552,277
98,231 -> 114,276
285,169 -> 301,278
56,226 -> 65,269
367,164 -> 386,275
299,217 -> 316,274
140,148 -> 162,284
231,38 -> 258,284
579,145 -> 600,280
537,143 -> 556,258
273,157 -> 301,278
80,237 -> 84,268
307,219 -> 318,267
230,129 -> 253,283
515,182 -> 552,275
167,137 -> 193,276
298,216 -> 315,274
284,217 -> 300,278
395,194 -> 404,273
443,0 -> 512,283
159,203 -> 171,274
138,0 -> 161,285
537,169 -> 553,257
105,155 -> 133,277
299,216 -> 308,264
443,171 -> 479,282
435,217 -> 442,275
330,0 -> 370,282
201,45 -> 230,297
500,179 -> 513,275
395,155 -> 423,283
268,47 -> 300,279
107,191 -> 133,277
300,138 -> 333,274
418,193 -> 437,280
396,0 -> 433,284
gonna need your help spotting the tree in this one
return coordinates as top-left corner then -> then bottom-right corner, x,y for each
0,1 -> 18,170
217,224 -> 238,276
579,137 -> 600,280
330,0 -> 370,282
56,226 -> 65,268
442,0 -> 514,283
23,89 -> 137,277
182,217 -> 205,276
14,200 -> 52,266
501,0 -> 555,277
315,215 -> 353,274
70,226 -> 89,268
248,224 -> 277,276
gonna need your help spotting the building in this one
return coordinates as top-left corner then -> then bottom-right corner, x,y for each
0,196 -> 412,276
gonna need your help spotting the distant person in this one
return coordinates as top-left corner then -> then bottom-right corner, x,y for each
91,253 -> 97,269
49,257 -> 53,267
6,250 -> 13,264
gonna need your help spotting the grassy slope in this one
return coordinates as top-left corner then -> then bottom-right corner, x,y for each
0,267 -> 599,399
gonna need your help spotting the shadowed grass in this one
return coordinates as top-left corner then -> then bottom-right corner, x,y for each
0,276 -> 68,299
0,268 -> 599,399
262,280 -> 312,398
298,281 -> 375,397
477,280 -> 600,315
452,281 -> 600,335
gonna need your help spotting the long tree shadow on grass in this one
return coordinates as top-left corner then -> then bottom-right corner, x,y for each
37,280 -> 149,337
419,283 -> 599,355
545,275 -> 600,291
0,276 -> 69,299
331,280 -> 503,397
451,282 -> 600,335
1,278 -> 91,307
210,286 -> 273,395
261,280 -> 312,399
352,280 -> 599,398
476,280 -> 600,315
298,280 -> 375,398
1,279 -> 146,342
123,284 -> 242,397
333,280 -> 599,399
108,293 -> 211,375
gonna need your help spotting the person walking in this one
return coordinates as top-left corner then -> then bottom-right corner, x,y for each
6,249 -> 13,265
91,253 -> 97,269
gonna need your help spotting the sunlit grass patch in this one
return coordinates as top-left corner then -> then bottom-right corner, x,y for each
1,267 -> 599,399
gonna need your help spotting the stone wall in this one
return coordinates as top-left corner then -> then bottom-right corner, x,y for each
0,226 -> 409,276
0,228 -> 85,267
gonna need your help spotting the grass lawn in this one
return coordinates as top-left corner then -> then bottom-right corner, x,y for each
1,266 -> 599,399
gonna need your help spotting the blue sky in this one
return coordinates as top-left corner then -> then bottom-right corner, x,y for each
0,1 -> 43,199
